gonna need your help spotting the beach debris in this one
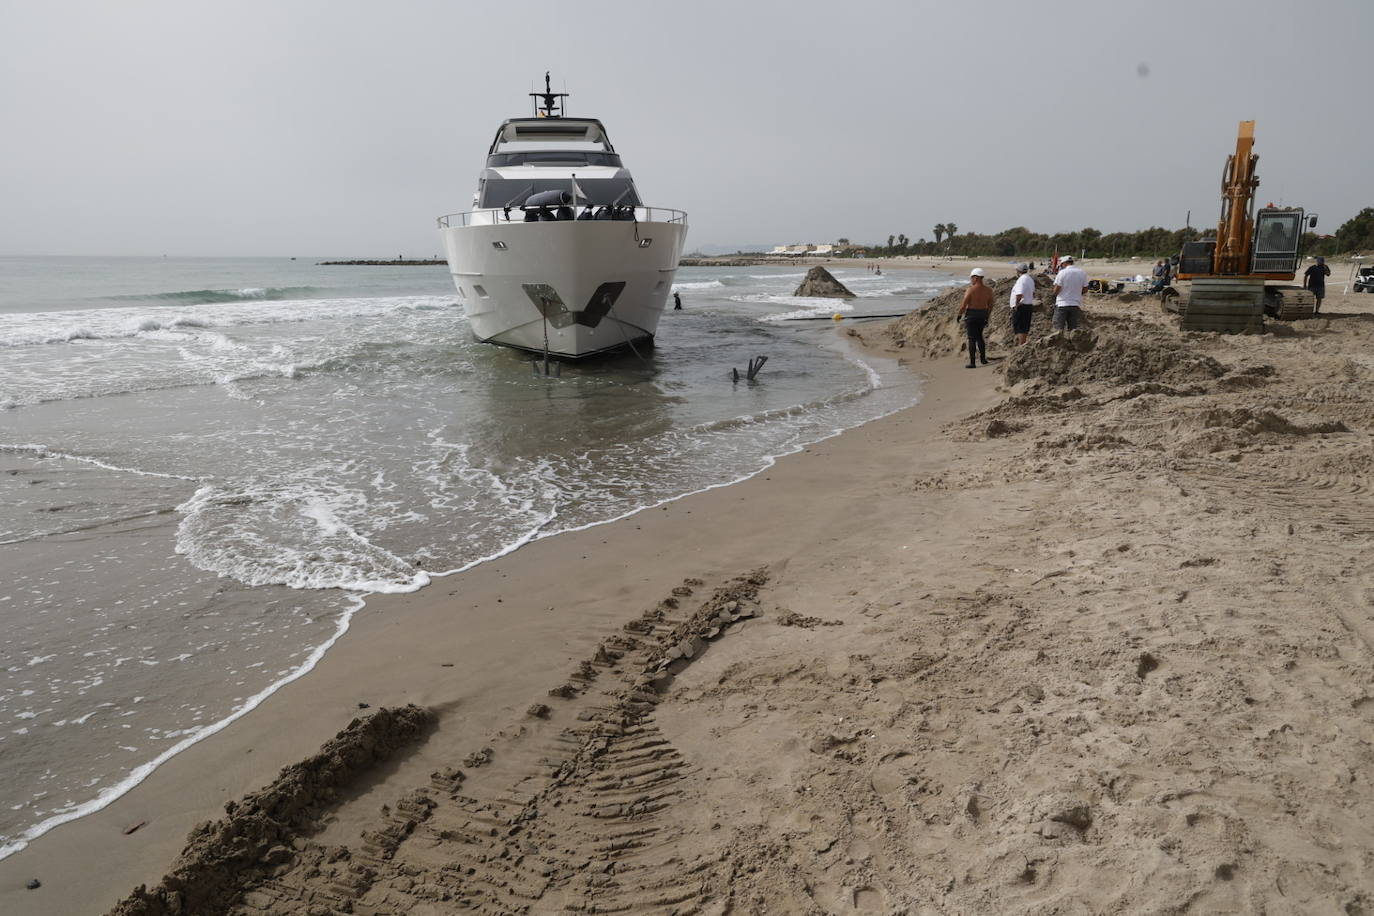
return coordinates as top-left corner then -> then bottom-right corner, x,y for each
548,683 -> 579,699
731,355 -> 769,383
26,878 -> 41,890
526,703 -> 552,719
123,820 -> 147,836
793,265 -> 854,298
357,702 -> 370,709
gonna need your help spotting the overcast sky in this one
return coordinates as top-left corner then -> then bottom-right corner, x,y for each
3,0 -> 1370,256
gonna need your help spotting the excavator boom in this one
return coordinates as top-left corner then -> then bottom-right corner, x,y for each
1215,120 -> 1258,275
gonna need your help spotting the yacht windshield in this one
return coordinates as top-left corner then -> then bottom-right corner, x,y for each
478,177 -> 641,209
486,150 -> 623,167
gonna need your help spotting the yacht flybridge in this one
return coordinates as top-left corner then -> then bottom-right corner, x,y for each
437,75 -> 688,359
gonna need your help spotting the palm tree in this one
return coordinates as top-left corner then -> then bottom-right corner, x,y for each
897,233 -> 908,252
933,224 -> 945,245
887,234 -> 895,251
945,222 -> 958,252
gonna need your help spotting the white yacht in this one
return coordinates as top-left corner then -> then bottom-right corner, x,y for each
437,76 -> 688,359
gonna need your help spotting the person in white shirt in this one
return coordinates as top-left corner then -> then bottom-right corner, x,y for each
1009,263 -> 1036,345
1052,255 -> 1088,331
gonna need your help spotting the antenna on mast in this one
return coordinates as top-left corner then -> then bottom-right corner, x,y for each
530,71 -> 569,118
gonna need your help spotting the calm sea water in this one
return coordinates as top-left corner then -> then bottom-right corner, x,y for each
0,255 -> 953,857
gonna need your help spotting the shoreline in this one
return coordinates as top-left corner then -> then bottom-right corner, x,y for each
0,320 -> 975,914
0,333 -> 921,863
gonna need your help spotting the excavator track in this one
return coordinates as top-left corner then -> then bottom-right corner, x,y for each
1263,285 -> 1317,321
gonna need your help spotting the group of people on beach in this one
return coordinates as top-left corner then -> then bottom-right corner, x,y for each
955,257 -> 1088,368
1148,259 -> 1176,293
953,249 -> 1337,366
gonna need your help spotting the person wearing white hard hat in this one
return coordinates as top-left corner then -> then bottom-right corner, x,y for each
957,268 -> 994,368
1052,255 -> 1088,331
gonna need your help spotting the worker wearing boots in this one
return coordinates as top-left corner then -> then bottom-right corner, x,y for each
958,268 -> 994,368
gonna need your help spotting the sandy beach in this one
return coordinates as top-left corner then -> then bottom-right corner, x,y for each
4,274 -> 1373,913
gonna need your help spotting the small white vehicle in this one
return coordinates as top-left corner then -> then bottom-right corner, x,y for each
1354,266 -> 1374,294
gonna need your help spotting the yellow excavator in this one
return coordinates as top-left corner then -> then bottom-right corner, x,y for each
1164,120 -> 1319,331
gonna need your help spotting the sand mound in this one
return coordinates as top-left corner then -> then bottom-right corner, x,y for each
107,705 -> 434,916
887,274 -> 1055,357
1191,407 -> 1348,437
1005,323 -> 1227,387
1166,407 -> 1351,457
793,266 -> 854,298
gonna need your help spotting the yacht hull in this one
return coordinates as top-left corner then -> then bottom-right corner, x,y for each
439,220 -> 687,359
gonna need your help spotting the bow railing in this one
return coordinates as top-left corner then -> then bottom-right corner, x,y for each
437,206 -> 687,229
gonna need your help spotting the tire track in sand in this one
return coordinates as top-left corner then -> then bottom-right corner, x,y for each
226,569 -> 769,915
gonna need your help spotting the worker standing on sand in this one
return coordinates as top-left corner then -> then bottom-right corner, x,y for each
1304,256 -> 1331,314
1010,264 -> 1036,346
1052,254 -> 1088,331
957,268 -> 995,368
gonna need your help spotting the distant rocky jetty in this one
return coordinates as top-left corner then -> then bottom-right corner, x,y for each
679,257 -> 777,267
793,266 -> 854,298
317,260 -> 446,266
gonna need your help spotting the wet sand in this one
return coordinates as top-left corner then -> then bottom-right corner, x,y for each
5,285 -> 1374,913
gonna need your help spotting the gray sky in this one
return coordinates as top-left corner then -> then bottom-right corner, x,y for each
3,0 -> 1370,256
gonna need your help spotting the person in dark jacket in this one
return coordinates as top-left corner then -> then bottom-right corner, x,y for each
1303,257 -> 1331,314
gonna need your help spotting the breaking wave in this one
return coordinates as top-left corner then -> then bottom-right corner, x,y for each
108,286 -> 323,304
0,295 -> 456,348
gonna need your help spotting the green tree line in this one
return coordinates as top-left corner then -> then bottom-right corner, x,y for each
845,209 -> 1374,259
1302,208 -> 1374,257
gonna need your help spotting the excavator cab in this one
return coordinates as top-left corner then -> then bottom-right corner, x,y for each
1251,208 -> 1304,276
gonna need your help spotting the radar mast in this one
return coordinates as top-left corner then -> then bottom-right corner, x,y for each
530,72 -> 568,118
